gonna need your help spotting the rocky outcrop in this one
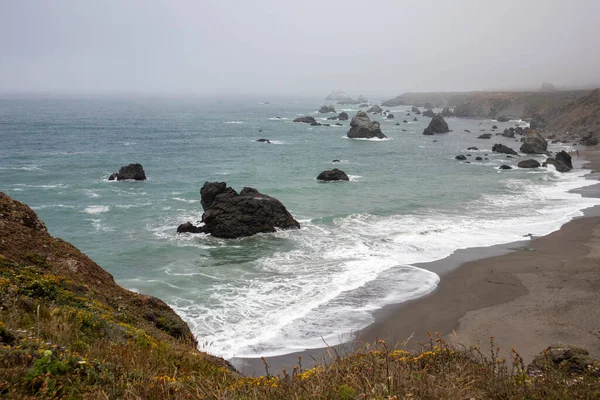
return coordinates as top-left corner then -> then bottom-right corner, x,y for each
256,138 -> 271,143
338,112 -> 349,121
496,115 -> 509,122
580,132 -> 599,146
423,114 -> 450,135
478,133 -> 492,139
527,343 -> 599,376
387,114 -> 395,119
347,111 -> 387,139
555,150 -> 573,169
492,144 -> 518,155
367,105 -> 383,114
357,95 -> 368,103
319,105 -> 336,113
467,147 -> 478,150
518,159 -> 541,168
317,168 -> 349,181
325,90 -> 350,101
499,165 -> 513,170
441,107 -> 453,117
543,150 -> 573,172
520,130 -> 548,154
455,155 -> 467,160
411,106 -> 420,114
108,163 -> 147,181
294,116 -> 317,124
422,109 -> 436,118
177,182 -> 300,239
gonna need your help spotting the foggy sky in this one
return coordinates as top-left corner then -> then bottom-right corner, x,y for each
1,0 -> 599,97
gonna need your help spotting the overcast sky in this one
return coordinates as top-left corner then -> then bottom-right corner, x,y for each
1,0 -> 598,97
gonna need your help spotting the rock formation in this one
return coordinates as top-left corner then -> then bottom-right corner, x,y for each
422,109 -> 436,118
294,116 -> 317,124
317,168 -> 349,181
441,107 -> 453,117
177,182 -> 300,239
338,112 -> 349,121
108,163 -> 146,181
325,90 -> 350,101
478,133 -> 492,139
518,159 -> 541,168
527,343 -> 599,376
492,144 -> 518,155
411,106 -> 420,114
423,114 -> 450,135
347,111 -> 387,139
387,113 -> 395,119
367,105 -> 383,114
319,105 -> 336,113
520,130 -> 548,154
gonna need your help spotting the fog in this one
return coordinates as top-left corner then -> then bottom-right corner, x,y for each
1,0 -> 598,97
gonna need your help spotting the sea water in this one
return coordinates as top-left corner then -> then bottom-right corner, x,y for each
1,95 -> 598,359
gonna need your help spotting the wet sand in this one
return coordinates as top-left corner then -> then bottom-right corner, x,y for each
233,147 -> 600,376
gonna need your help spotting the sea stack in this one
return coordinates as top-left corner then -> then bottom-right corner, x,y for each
347,111 -> 386,139
177,182 -> 300,238
423,114 -> 450,135
108,163 -> 147,181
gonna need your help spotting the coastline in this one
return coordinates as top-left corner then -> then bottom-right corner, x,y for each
233,146 -> 600,376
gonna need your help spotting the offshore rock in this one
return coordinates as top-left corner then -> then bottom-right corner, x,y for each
518,159 -> 541,168
422,109 -> 436,117
338,112 -> 349,121
109,163 -> 146,181
319,105 -> 336,113
347,111 -> 386,139
520,130 -> 548,154
367,105 -> 383,114
423,114 -> 450,135
178,182 -> 300,239
317,168 -> 349,181
492,143 -> 518,155
294,116 -> 316,124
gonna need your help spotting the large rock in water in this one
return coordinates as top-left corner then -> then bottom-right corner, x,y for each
366,105 -> 383,114
492,143 -> 518,155
347,111 -> 386,139
177,182 -> 300,238
423,114 -> 450,135
518,159 -> 541,168
555,150 -> 573,169
317,168 -> 349,181
319,105 -> 336,113
422,109 -> 435,117
411,106 -> 420,114
294,116 -> 317,124
544,151 -> 572,172
109,163 -> 147,181
338,111 -> 349,121
520,130 -> 548,154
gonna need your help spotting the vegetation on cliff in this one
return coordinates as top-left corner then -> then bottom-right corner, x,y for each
1,191 -> 599,399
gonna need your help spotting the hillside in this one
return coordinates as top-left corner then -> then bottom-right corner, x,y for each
535,89 -> 600,141
1,192 -> 599,399
382,90 -> 591,120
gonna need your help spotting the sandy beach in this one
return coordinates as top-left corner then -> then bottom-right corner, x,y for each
234,147 -> 600,376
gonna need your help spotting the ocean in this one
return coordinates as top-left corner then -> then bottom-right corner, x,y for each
1,95 -> 598,360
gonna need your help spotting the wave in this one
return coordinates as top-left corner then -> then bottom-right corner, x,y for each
268,117 -> 289,120
173,197 -> 196,204
343,136 -> 392,141
225,121 -> 244,124
83,206 -> 110,214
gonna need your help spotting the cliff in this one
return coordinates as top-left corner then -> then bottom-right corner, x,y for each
382,90 -> 590,120
0,192 -> 233,398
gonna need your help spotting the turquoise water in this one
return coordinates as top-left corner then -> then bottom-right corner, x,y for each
1,96 -> 598,358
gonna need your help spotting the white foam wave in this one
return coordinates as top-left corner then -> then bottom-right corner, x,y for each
344,136 -> 392,141
84,206 -> 109,214
348,175 -> 362,181
173,197 -> 196,204
268,117 -> 289,120
225,121 -> 244,124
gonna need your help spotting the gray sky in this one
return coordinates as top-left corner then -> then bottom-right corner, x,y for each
1,0 -> 598,97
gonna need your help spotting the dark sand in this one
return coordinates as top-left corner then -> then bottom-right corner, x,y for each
233,147 -> 600,376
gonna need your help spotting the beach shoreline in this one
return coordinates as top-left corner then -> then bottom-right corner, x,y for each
233,146 -> 600,376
